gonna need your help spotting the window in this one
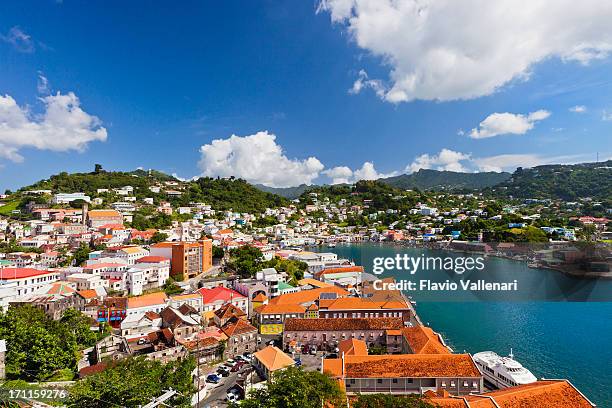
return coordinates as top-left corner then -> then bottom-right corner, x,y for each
463,381 -> 468,387
377,379 -> 382,384
450,381 -> 455,387
350,379 -> 355,384
472,381 -> 478,388
392,379 -> 398,384
441,381 -> 446,387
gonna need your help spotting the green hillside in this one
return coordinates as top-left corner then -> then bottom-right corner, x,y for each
488,160 -> 612,200
381,169 -> 511,191
10,167 -> 288,215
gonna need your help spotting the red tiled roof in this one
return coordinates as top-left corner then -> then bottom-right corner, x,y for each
326,354 -> 481,379
430,380 -> 595,408
222,319 -> 257,337
198,286 -> 245,304
338,339 -> 368,356
0,268 -> 53,280
402,325 -> 451,354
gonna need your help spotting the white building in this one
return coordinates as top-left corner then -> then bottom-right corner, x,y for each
52,193 -> 91,204
0,268 -> 60,297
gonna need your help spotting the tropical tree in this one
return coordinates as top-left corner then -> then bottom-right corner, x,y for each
237,367 -> 345,408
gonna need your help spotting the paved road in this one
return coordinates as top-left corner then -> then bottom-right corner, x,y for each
197,364 -> 251,408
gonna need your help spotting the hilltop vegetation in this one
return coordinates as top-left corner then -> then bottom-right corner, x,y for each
17,166 -> 176,197
381,169 -> 511,191
489,160 -> 612,201
5,167 -> 288,215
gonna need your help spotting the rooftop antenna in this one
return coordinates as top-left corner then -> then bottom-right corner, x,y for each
509,348 -> 514,359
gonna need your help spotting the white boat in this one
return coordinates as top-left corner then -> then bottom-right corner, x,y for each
473,350 -> 537,389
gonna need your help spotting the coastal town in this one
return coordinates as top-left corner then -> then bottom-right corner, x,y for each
0,167 -> 609,407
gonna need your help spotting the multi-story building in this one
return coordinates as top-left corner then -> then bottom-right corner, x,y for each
87,209 -> 123,228
322,353 -> 483,396
126,292 -> 168,317
150,240 -> 212,280
198,286 -> 248,314
256,304 -> 306,335
0,268 -> 60,297
52,193 -> 90,204
317,297 -> 412,323
102,246 -> 149,265
283,317 -> 405,353
221,319 -> 257,358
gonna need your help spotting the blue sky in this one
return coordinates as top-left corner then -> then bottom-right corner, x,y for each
1,0 -> 611,189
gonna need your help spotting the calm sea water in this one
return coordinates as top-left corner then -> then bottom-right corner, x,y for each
314,243 -> 612,407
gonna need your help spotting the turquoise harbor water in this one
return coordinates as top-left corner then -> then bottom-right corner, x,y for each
314,243 -> 612,407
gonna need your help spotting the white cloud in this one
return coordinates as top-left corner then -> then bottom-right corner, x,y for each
0,26 -> 34,53
0,92 -> 108,163
323,161 -> 397,184
472,153 -> 599,172
323,166 -> 354,184
349,70 -> 386,97
198,131 -> 324,188
469,110 -> 550,139
569,105 -> 587,113
37,73 -> 50,94
602,110 -> 612,121
406,148 -> 471,173
319,0 -> 612,102
406,149 -> 600,174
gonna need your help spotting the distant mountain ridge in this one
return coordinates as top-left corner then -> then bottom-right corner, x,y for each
488,160 -> 612,201
254,184 -> 312,199
380,169 -> 512,190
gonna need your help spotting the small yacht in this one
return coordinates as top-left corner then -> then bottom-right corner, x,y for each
473,350 -> 537,389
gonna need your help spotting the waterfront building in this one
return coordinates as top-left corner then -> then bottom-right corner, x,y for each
283,317 -> 405,353
323,353 -> 483,396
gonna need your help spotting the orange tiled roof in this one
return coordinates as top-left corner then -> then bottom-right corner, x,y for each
284,317 -> 403,332
222,319 -> 257,337
252,293 -> 268,302
256,303 -> 306,315
127,292 -> 168,309
77,289 -> 98,299
325,354 -> 481,379
88,210 -> 122,218
214,302 -> 247,319
253,345 -> 295,372
268,286 -> 348,306
402,325 -> 451,354
338,339 -> 368,356
320,297 -> 408,311
429,380 -> 595,408
297,278 -> 334,288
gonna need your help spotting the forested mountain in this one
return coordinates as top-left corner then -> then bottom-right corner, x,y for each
254,184 -> 312,199
381,169 -> 511,190
8,167 -> 288,214
488,160 -> 612,201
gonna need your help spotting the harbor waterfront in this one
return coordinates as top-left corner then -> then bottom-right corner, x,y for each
315,243 -> 612,407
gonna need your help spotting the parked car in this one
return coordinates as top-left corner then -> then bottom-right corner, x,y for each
309,345 -> 317,355
217,368 -> 230,377
206,374 -> 221,384
294,358 -> 302,367
326,353 -> 338,359
231,361 -> 245,372
241,353 -> 253,362
301,345 -> 309,354
226,391 -> 238,403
